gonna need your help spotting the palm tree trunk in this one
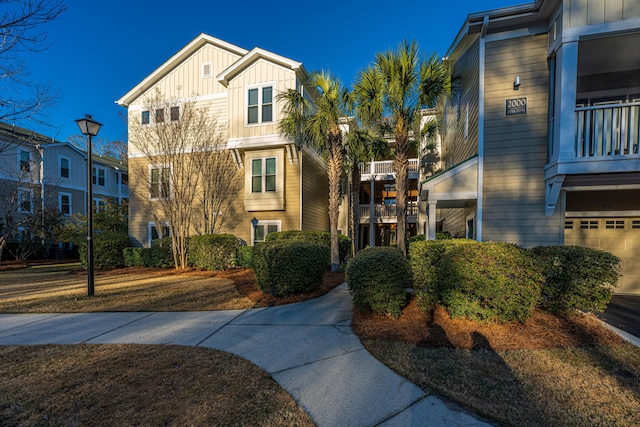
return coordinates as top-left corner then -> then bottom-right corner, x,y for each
350,163 -> 361,257
327,130 -> 343,272
394,127 -> 409,256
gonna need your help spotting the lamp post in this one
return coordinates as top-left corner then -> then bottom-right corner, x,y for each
75,115 -> 102,297
251,217 -> 258,246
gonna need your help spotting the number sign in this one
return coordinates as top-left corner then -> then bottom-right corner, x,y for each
506,97 -> 527,116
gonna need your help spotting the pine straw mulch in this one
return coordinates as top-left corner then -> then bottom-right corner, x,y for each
352,298 -> 624,351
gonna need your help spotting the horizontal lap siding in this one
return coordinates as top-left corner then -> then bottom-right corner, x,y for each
301,151 -> 329,231
482,34 -> 562,248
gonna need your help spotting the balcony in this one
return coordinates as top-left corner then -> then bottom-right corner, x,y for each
359,202 -> 418,223
576,102 -> 640,158
359,159 -> 420,179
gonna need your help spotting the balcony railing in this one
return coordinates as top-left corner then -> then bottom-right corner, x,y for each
575,102 -> 640,158
359,159 -> 420,176
359,202 -> 418,220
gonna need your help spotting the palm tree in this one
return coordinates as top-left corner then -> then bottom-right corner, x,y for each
278,71 -> 348,272
343,125 -> 388,256
353,40 -> 450,255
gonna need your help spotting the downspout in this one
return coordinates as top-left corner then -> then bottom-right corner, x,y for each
37,145 -> 45,248
476,15 -> 489,242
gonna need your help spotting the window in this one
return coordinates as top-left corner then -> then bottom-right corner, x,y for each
252,220 -> 281,244
93,198 -> 107,213
633,220 -> 640,229
141,110 -> 150,125
202,62 -> 212,78
19,150 -> 31,172
18,188 -> 32,213
149,222 -> 171,247
170,106 -> 180,121
59,193 -> 72,215
605,220 -> 625,229
247,85 -> 273,124
59,156 -> 70,179
580,220 -> 599,229
150,166 -> 170,199
564,220 -> 573,229
156,108 -> 165,123
251,158 -> 276,193
121,173 -> 129,185
93,167 -> 106,186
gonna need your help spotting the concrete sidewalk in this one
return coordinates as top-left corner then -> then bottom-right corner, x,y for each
0,283 -> 491,427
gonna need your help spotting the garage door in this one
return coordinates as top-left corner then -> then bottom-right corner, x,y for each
565,217 -> 640,295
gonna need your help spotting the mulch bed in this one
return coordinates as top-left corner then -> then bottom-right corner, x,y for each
352,298 -> 624,351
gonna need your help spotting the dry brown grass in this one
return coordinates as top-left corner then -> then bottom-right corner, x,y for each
0,345 -> 314,426
355,299 -> 640,427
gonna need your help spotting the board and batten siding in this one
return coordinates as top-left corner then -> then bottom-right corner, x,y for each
567,0 -> 640,27
301,150 -> 329,231
482,34 -> 563,247
226,59 -> 298,140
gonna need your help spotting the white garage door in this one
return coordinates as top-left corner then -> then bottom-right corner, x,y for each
565,217 -> 640,295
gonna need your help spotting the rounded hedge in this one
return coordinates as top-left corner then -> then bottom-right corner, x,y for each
438,241 -> 544,323
80,231 -> 130,270
531,245 -> 620,313
346,247 -> 412,319
252,241 -> 328,297
188,233 -> 239,271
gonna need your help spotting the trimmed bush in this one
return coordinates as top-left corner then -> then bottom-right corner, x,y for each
188,234 -> 239,271
252,241 -> 328,297
123,247 -> 146,267
235,246 -> 253,268
409,239 -> 477,310
531,245 -> 620,313
148,237 -> 174,268
346,247 -> 412,319
439,242 -> 544,323
80,231 -> 130,270
265,230 -> 351,265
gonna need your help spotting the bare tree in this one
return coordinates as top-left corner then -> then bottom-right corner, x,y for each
0,0 -> 67,125
128,90 -> 236,269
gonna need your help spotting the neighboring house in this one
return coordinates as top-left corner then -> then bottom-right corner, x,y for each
422,0 -> 640,294
116,34 -> 329,248
0,122 -> 128,249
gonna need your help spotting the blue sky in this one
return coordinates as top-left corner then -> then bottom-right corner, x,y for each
18,0 -> 522,145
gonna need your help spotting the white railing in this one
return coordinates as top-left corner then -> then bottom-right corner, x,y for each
576,103 -> 640,157
358,202 -> 418,220
359,159 -> 420,175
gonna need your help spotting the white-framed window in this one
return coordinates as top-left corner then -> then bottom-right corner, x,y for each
251,220 -> 281,245
148,221 -> 171,247
59,192 -> 72,216
93,198 -> 107,213
251,157 -> 276,193
19,149 -> 31,172
466,213 -> 475,240
170,106 -> 180,121
149,165 -> 171,199
18,187 -> 33,213
202,62 -> 212,78
247,83 -> 274,125
59,156 -> 70,179
92,166 -> 106,186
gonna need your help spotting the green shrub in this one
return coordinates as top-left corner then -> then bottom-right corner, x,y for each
531,245 -> 620,313
80,231 -> 130,270
408,234 -> 425,244
437,242 -> 544,323
235,246 -> 253,268
188,234 -> 239,271
123,247 -> 146,267
409,239 -> 477,310
346,247 -> 412,319
265,230 -> 351,264
252,241 -> 328,297
148,237 -> 174,268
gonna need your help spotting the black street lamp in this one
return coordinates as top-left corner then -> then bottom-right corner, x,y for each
251,217 -> 259,246
75,114 -> 102,297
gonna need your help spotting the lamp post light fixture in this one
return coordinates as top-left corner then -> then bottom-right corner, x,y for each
75,114 -> 102,297
251,217 -> 259,246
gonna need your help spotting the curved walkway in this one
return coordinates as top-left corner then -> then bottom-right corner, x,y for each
0,283 -> 491,427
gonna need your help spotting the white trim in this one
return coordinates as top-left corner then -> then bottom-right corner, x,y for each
466,212 -> 476,240
227,134 -> 284,149
477,15 -> 488,242
217,47 -> 305,86
148,221 -> 171,248
17,187 -> 33,213
148,163 -> 172,200
202,62 -> 212,78
92,165 -> 107,187
245,81 -> 276,126
563,184 -> 640,192
562,17 -> 640,43
58,192 -> 72,216
566,211 -> 640,218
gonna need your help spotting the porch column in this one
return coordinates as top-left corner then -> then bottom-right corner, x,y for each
369,177 -> 375,247
427,201 -> 437,240
555,40 -> 579,162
